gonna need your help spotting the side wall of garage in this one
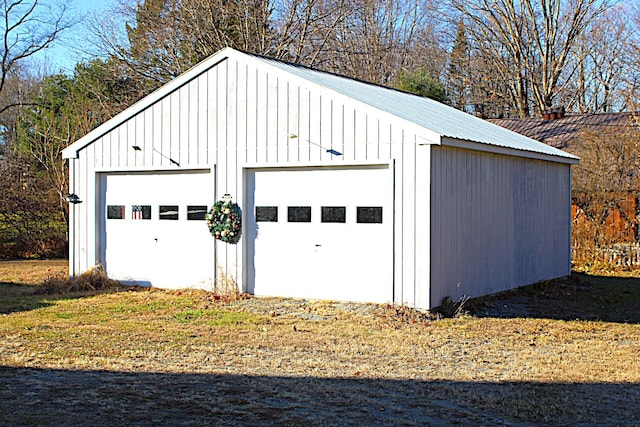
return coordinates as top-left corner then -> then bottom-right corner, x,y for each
429,145 -> 572,306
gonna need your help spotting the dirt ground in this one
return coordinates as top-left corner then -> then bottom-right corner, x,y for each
1,261 -> 639,426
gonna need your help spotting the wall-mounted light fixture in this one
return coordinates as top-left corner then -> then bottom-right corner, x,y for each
288,134 -> 342,156
65,193 -> 82,204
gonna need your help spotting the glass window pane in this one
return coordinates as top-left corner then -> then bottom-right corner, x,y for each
187,205 -> 208,220
256,206 -> 278,222
357,207 -> 383,224
159,205 -> 179,220
107,205 -> 124,220
288,206 -> 311,223
321,206 -> 346,223
132,205 -> 151,220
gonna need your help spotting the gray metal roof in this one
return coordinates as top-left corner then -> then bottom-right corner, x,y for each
254,54 -> 578,162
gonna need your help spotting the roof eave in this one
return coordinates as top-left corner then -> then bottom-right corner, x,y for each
441,137 -> 580,165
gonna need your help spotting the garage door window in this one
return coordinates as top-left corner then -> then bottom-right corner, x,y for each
159,205 -> 179,220
107,205 -> 125,219
132,205 -> 151,220
256,206 -> 278,222
321,206 -> 346,223
357,207 -> 383,224
288,206 -> 311,222
187,205 -> 208,220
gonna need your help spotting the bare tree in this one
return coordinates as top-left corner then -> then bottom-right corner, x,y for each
87,0 -> 445,90
0,142 -> 66,258
90,0 -> 276,91
622,2 -> 640,110
570,115 -> 640,266
181,0 -> 274,56
562,4 -> 632,113
316,0 -> 441,85
270,0 -> 350,65
0,0 -> 71,115
450,0 -> 611,117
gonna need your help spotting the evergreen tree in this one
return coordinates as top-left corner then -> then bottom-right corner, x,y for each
396,69 -> 448,104
447,20 -> 471,112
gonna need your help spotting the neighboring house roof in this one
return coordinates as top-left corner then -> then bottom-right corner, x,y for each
489,112 -> 639,149
63,47 -> 578,163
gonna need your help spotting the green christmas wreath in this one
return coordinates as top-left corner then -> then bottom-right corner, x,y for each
207,195 -> 241,243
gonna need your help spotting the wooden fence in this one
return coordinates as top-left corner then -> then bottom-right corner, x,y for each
572,243 -> 640,267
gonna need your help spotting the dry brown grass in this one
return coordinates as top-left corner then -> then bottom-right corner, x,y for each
0,259 -> 67,285
0,260 -> 639,425
37,266 -> 127,295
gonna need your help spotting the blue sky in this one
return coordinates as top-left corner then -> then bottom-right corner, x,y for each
32,0 -> 121,73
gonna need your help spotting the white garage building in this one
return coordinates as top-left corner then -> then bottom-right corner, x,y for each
62,48 -> 578,309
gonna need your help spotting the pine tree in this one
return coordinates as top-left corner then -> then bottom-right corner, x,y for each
396,69 -> 448,104
447,20 -> 471,112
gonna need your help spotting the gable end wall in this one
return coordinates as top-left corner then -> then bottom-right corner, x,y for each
68,56 -> 433,307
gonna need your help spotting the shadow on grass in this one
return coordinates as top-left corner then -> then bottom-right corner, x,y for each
0,282 -> 135,315
0,282 -> 54,314
469,272 -> 640,324
0,366 -> 637,426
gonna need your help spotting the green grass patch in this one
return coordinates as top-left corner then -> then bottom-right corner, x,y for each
174,308 -> 261,326
175,309 -> 207,323
108,299 -> 169,315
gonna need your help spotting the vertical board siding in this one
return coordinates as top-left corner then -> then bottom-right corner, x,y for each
197,72 -> 208,164
166,93 -> 176,166
69,55 -> 431,306
413,143 -> 430,308
84,146 -> 92,268
400,140 -> 417,305
430,146 -> 571,306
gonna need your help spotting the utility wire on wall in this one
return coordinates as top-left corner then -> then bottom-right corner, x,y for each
132,145 -> 180,166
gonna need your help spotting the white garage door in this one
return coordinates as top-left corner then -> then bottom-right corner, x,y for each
100,170 -> 216,289
246,165 -> 393,303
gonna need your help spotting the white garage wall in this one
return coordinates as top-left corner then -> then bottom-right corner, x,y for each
429,145 -> 572,306
68,143 -> 99,278
68,55 -> 431,306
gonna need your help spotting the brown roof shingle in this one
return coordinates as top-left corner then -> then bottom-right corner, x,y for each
488,112 -> 639,149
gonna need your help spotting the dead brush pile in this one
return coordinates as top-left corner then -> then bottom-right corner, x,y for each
373,303 -> 438,326
37,266 -> 129,295
212,269 -> 246,302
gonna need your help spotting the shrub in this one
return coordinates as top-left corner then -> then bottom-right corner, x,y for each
213,268 -> 243,301
38,266 -> 125,295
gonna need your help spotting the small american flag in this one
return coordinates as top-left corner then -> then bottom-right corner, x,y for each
132,205 -> 143,220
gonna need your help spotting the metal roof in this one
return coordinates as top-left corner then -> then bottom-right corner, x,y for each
253,54 -> 578,162
64,48 -> 578,163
